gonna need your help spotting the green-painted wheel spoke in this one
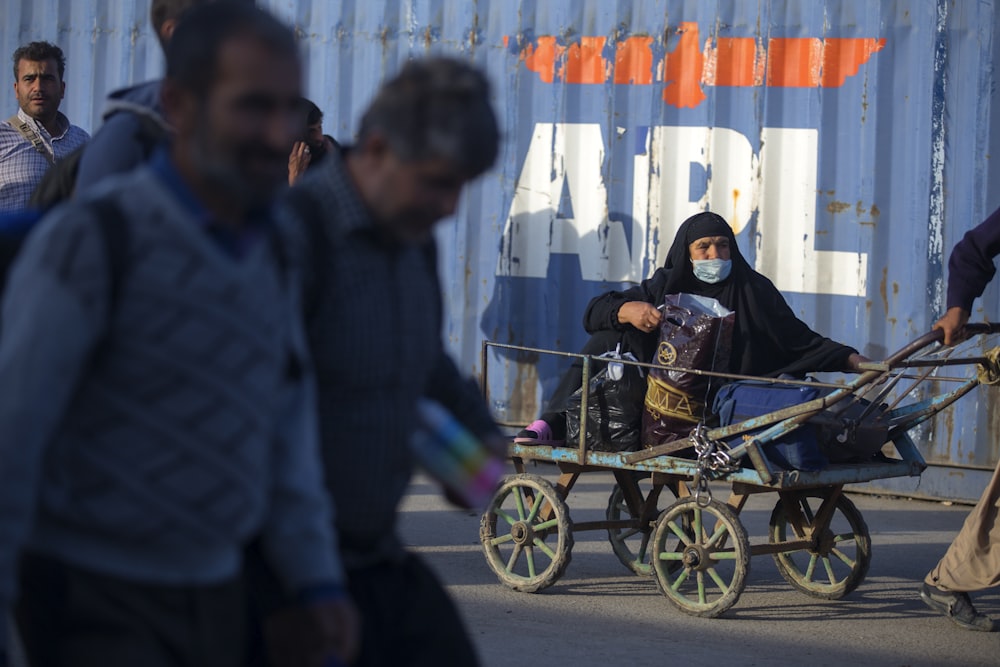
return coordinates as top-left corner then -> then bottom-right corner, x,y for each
800,499 -> 815,524
693,509 -> 703,543
525,494 -> 545,522
709,549 -> 739,560
525,546 -> 537,578
534,517 -> 559,532
505,544 -> 522,573
489,533 -> 514,546
496,509 -> 518,527
706,567 -> 730,593
659,551 -> 684,561
832,532 -> 856,545
667,520 -> 693,546
804,553 -> 818,581
636,531 -> 651,560
532,537 -> 557,560
830,547 -> 856,568
705,524 -> 730,550
513,490 -> 527,521
670,568 -> 691,591
697,570 -> 706,604
617,527 -> 641,540
822,556 -> 838,584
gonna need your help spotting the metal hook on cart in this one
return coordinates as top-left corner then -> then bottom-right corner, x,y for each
693,472 -> 712,507
690,423 -> 739,508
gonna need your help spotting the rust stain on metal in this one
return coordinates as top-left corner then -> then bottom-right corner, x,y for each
860,203 -> 880,227
827,200 -> 852,214
507,359 -> 540,425
879,266 -> 889,314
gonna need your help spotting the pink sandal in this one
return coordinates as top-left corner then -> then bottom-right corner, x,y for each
513,419 -> 564,446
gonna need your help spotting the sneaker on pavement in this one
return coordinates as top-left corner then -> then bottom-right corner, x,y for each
920,583 -> 998,632
513,419 -> 564,446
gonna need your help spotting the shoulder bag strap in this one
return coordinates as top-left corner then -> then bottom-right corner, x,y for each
7,114 -> 54,166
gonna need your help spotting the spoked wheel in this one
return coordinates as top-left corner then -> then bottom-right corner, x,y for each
606,475 -> 678,576
479,474 -> 573,592
651,498 -> 750,618
769,490 -> 871,599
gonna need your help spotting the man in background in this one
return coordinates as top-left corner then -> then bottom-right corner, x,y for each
0,41 -> 88,212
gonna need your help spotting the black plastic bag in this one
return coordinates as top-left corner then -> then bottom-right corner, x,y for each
565,351 -> 647,452
642,293 -> 735,447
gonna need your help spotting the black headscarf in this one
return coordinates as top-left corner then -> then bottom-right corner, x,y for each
661,212 -> 749,308
669,212 -> 855,376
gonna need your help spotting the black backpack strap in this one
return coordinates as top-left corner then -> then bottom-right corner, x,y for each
133,112 -> 170,159
421,236 -> 443,328
283,187 -> 329,323
28,145 -> 86,211
88,197 -> 129,326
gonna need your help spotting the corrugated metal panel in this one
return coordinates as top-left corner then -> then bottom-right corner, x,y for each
3,1 -> 999,501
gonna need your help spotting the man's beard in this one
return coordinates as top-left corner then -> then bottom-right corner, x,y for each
189,125 -> 285,211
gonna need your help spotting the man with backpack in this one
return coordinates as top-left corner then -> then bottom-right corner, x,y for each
0,41 -> 88,213
0,4 -> 358,665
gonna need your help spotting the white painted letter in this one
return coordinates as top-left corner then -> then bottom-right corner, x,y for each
758,128 -> 867,297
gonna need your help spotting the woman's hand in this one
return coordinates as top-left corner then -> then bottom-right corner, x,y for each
846,352 -> 873,372
618,301 -> 662,334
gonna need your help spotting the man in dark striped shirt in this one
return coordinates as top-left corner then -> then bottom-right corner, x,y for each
275,57 -> 505,666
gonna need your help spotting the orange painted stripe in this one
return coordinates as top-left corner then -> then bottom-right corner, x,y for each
613,35 -> 654,85
820,37 -> 885,87
767,38 -> 823,87
712,37 -> 759,87
564,36 -> 609,85
521,35 -> 562,84
509,28 -> 884,105
662,22 -> 706,108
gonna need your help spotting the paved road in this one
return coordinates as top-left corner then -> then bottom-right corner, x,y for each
399,465 -> 1000,667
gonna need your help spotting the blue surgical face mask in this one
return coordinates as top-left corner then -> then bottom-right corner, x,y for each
691,258 -> 732,284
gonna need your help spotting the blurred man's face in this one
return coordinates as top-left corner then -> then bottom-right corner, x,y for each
168,35 -> 301,210
305,120 -> 324,150
359,139 -> 468,243
13,58 -> 64,124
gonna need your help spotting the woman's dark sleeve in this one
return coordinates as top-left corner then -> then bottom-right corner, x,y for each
755,277 -> 857,376
582,268 -> 670,334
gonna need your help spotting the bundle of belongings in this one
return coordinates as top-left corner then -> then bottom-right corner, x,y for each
713,381 -> 891,472
641,293 -> 735,448
560,291 -> 891,469
564,344 -> 647,452
637,293 -> 890,471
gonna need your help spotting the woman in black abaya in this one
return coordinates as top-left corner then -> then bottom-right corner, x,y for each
516,211 -> 869,445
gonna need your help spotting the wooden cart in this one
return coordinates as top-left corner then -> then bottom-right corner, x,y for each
478,324 -> 1000,618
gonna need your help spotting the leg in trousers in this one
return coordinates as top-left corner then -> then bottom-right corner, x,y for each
925,459 -> 1000,591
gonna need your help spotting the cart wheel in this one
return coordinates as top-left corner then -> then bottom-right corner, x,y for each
651,498 -> 750,618
479,474 -> 573,592
606,477 -> 678,576
769,491 -> 871,599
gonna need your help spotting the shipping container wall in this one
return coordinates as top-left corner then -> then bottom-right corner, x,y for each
2,1 -> 998,501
